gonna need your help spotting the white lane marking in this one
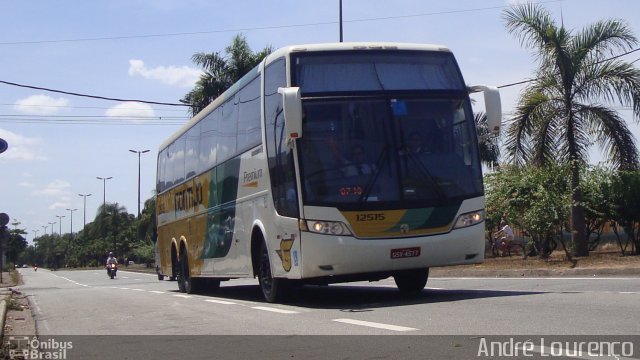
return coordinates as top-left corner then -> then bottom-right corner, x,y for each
431,287 -> 640,295
131,289 -> 145,291
204,299 -> 236,305
173,294 -> 192,299
251,306 -> 299,314
332,319 -> 418,332
434,277 -> 640,281
119,271 -> 157,277
149,291 -> 166,294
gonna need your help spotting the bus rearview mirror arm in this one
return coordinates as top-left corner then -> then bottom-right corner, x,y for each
468,85 -> 502,135
278,87 -> 303,142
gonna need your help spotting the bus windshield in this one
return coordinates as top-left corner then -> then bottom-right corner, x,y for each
298,97 -> 483,209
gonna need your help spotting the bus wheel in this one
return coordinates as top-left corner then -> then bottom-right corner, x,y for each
178,250 -> 191,293
258,240 -> 288,303
394,268 -> 429,293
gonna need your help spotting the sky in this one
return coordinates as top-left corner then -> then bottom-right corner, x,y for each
1,0 -> 639,243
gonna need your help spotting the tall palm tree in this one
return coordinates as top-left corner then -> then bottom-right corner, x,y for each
503,4 -> 640,256
181,34 -> 272,116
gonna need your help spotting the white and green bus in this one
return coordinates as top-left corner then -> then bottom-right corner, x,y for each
156,42 -> 501,302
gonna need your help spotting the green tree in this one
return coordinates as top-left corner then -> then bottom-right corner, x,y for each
581,166 -> 617,250
6,220 -> 27,266
610,170 -> 640,255
503,4 -> 640,256
485,164 -> 571,258
181,34 -> 272,116
83,202 -> 134,262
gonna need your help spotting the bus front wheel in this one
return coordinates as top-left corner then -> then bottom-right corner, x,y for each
258,240 -> 289,303
394,268 -> 429,293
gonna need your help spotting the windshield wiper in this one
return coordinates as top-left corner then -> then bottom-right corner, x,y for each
357,145 -> 390,204
402,151 -> 446,201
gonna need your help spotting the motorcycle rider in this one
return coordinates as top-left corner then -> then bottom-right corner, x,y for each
106,252 -> 118,274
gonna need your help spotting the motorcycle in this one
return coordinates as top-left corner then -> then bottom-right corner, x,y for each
107,263 -> 118,279
34,265 -> 37,271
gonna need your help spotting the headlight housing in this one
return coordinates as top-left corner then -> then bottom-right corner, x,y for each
453,210 -> 484,229
301,219 -> 353,236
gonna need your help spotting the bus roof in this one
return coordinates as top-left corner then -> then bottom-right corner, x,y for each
265,42 -> 450,63
159,42 -> 452,152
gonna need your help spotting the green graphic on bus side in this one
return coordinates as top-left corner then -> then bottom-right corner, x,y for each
386,205 -> 460,234
203,158 -> 241,259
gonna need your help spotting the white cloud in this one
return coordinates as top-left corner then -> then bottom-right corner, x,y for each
506,0 -> 533,5
0,128 -> 47,161
19,181 -> 35,188
49,202 -> 69,210
14,95 -> 69,115
32,179 -> 71,197
128,59 -> 202,88
105,102 -> 155,121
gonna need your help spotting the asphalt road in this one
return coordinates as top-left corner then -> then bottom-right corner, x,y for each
12,268 -> 640,359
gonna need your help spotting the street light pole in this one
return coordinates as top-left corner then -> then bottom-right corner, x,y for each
129,149 -> 150,217
96,177 -> 113,212
66,208 -> 77,237
48,222 -> 56,236
78,193 -> 92,229
55,215 -> 65,236
97,176 -> 115,254
42,225 -> 48,236
339,0 -> 343,42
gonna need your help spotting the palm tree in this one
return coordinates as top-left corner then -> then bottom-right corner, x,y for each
181,34 -> 272,116
475,112 -> 501,169
503,4 -> 640,256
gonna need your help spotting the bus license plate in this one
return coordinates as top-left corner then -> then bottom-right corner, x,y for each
390,247 -> 421,259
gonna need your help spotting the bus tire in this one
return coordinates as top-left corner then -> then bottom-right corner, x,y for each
178,248 -> 192,293
258,240 -> 289,303
394,268 -> 429,293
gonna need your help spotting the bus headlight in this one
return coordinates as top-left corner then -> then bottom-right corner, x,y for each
302,220 -> 352,236
453,210 -> 484,229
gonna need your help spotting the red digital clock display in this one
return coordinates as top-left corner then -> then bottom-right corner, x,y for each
339,185 -> 363,197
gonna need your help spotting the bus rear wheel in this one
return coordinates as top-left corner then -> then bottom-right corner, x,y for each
394,268 -> 429,293
178,249 -> 197,293
258,240 -> 289,303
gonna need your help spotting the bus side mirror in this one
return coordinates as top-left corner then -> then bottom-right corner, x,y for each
278,87 -> 303,140
468,85 -> 502,135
